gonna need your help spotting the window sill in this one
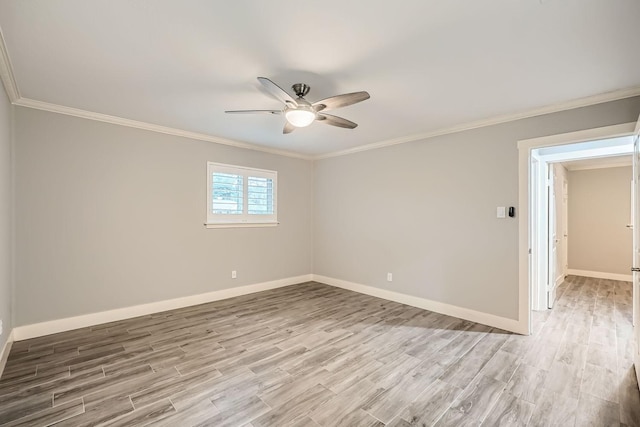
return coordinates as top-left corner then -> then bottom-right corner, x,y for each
204,222 -> 279,229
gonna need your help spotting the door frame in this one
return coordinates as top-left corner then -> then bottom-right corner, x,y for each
633,116 -> 640,388
517,122 -> 637,335
530,154 -> 544,311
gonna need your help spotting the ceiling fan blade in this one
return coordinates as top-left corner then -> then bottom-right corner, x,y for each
258,77 -> 298,107
313,91 -> 370,112
225,109 -> 282,114
317,113 -> 358,129
283,121 -> 296,134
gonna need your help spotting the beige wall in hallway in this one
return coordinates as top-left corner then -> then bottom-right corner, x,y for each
568,166 -> 632,276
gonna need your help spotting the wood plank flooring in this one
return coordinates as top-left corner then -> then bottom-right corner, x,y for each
0,276 -> 638,426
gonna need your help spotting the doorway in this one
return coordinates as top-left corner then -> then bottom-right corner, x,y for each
531,143 -> 633,312
517,119 -> 640,388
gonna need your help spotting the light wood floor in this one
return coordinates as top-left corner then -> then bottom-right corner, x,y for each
0,276 -> 638,426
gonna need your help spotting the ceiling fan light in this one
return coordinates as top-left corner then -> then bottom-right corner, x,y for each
285,108 -> 315,127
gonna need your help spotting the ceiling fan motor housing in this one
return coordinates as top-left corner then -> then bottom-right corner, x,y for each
292,83 -> 311,98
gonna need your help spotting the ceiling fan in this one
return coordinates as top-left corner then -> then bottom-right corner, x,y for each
225,77 -> 370,134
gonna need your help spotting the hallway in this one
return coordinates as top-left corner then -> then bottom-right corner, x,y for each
525,275 -> 640,426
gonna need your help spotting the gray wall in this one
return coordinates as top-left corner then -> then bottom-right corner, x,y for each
0,83 -> 11,348
314,97 -> 640,320
568,166 -> 632,275
10,96 -> 640,327
14,107 -> 313,326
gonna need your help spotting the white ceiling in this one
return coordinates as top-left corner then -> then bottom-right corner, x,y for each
0,1 -> 639,157
561,155 -> 632,171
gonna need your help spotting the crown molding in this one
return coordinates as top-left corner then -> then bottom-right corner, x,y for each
0,27 -> 19,102
11,87 -> 640,162
314,86 -> 640,160
13,98 -> 312,160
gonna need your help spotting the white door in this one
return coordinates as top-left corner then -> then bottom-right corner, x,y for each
633,114 -> 640,387
548,167 -> 558,308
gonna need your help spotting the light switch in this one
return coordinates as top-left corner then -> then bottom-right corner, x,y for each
497,207 -> 506,218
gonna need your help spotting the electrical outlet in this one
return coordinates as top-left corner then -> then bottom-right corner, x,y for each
0,319 -> 3,336
387,273 -> 393,282
231,270 -> 237,279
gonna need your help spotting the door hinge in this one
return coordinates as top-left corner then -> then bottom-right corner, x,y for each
632,268 -> 640,272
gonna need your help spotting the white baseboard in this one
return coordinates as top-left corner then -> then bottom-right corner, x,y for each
555,275 -> 564,288
0,329 -> 15,379
567,269 -> 632,282
11,272 -> 528,341
312,275 -> 527,335
12,274 -> 313,341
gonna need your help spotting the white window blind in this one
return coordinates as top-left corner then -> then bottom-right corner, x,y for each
207,162 -> 278,227
212,172 -> 243,215
247,176 -> 274,215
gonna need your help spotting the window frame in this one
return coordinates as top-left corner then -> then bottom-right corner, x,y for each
205,162 -> 278,228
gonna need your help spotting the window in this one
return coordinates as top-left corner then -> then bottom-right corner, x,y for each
206,162 -> 277,228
